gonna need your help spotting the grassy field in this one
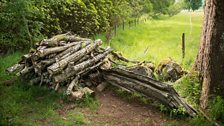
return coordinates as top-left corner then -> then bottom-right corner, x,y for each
99,12 -> 203,69
0,12 -> 203,125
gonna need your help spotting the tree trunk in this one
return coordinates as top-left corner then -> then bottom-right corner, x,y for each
194,0 -> 224,109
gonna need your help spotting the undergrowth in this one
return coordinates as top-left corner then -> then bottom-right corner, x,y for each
174,71 -> 201,107
190,96 -> 224,126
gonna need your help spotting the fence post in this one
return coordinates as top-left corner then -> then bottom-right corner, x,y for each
182,33 -> 185,59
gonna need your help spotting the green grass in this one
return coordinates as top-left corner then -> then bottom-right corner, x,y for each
0,52 -> 94,125
98,12 -> 203,70
0,51 -> 24,80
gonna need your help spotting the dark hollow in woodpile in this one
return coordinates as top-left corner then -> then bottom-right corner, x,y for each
7,33 -> 196,117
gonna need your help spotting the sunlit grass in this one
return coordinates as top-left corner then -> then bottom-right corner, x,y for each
99,12 -> 203,70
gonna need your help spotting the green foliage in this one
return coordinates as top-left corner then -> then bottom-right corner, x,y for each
150,0 -> 175,15
174,72 -> 201,107
190,96 -> 224,126
0,0 -> 130,52
190,115 -> 212,126
0,51 -> 25,80
0,0 -> 44,51
209,96 -> 224,124
184,0 -> 202,11
0,0 -> 178,52
78,94 -> 99,111
67,110 -> 90,125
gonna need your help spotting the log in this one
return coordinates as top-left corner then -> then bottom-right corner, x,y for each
47,39 -> 103,75
39,33 -> 71,47
37,42 -> 79,58
78,61 -> 104,77
65,35 -> 91,42
16,66 -> 34,76
103,68 -> 171,91
102,68 -> 197,117
96,82 -> 108,92
71,87 -> 94,100
111,51 -> 140,64
39,41 -> 89,67
53,47 -> 112,82
6,64 -> 25,73
57,41 -> 91,60
66,75 -> 80,95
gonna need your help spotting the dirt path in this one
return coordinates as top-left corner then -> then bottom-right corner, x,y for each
80,89 -> 188,126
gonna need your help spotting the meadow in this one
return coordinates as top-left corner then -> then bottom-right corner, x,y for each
99,12 -> 203,69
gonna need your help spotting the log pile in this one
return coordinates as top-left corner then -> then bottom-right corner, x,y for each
7,33 -> 197,116
7,33 -> 112,98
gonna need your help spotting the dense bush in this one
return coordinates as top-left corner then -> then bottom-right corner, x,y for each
0,0 -> 177,52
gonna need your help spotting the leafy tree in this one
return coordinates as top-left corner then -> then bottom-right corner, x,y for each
184,0 -> 202,11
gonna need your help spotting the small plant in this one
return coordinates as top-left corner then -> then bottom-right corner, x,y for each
78,94 -> 99,111
190,115 -> 211,126
208,96 -> 224,124
159,104 -> 169,113
74,112 -> 89,125
170,107 -> 187,117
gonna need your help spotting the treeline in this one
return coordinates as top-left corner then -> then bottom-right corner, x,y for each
0,0 -> 183,52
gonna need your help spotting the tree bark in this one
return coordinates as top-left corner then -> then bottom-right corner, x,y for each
194,0 -> 224,109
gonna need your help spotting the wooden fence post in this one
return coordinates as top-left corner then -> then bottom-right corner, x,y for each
182,33 -> 185,59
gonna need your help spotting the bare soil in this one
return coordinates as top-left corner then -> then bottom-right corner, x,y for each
78,89 -> 189,126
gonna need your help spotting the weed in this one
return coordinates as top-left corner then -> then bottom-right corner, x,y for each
78,94 -> 99,111
159,104 -> 169,113
209,96 -> 224,124
190,96 -> 224,126
67,110 -> 90,125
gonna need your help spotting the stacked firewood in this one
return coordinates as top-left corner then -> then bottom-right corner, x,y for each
7,33 -> 197,116
7,33 -> 113,98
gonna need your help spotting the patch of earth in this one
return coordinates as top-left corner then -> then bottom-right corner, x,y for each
78,89 -> 189,126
